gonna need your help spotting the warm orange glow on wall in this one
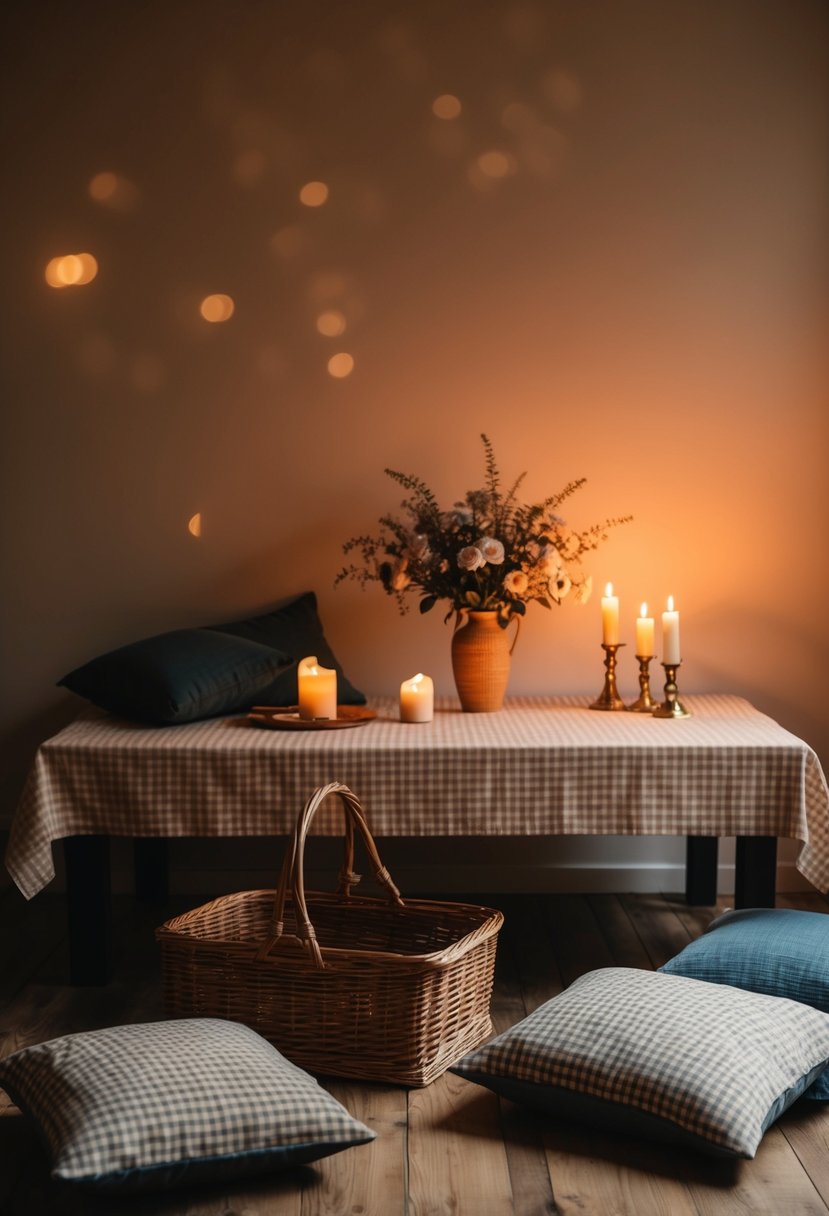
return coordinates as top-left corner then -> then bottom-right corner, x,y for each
316,309 -> 346,336
327,352 -> 354,378
45,253 -> 99,288
199,294 -> 235,322
432,93 -> 462,119
299,180 -> 329,207
187,513 -> 202,538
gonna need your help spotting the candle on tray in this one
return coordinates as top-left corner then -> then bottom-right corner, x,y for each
635,602 -> 654,657
297,655 -> 338,720
400,673 -> 434,723
661,597 -> 681,665
601,582 -> 620,646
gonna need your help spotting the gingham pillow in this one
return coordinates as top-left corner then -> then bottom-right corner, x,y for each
659,908 -> 829,1100
0,1018 -> 374,1191
452,967 -> 829,1158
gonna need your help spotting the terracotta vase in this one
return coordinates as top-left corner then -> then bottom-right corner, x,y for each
451,610 -> 520,712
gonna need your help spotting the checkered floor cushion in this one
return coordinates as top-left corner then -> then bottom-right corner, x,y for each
660,908 -> 829,1100
0,1018 -> 374,1191
452,967 -> 829,1157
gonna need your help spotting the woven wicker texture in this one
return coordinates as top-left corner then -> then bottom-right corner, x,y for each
157,782 -> 503,1086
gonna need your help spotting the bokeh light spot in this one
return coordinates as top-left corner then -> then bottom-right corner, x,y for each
89,172 -> 118,201
299,180 -> 329,207
477,150 -> 514,179
270,225 -> 309,259
542,69 -> 583,113
233,148 -> 266,187
199,294 -> 235,323
187,513 -> 202,538
327,352 -> 354,378
316,309 -> 347,336
432,93 -> 462,120
45,252 -> 98,288
88,171 -> 139,211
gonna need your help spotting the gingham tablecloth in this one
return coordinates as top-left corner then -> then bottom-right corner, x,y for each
5,695 -> 829,900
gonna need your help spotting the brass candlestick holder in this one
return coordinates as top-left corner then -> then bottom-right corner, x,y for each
652,662 -> 692,718
628,655 -> 659,713
590,643 -> 626,711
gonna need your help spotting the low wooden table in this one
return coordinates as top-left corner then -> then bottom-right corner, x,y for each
6,695 -> 829,983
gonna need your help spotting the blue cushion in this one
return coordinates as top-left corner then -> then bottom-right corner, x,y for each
659,907 -> 829,1099
452,967 -> 829,1157
207,590 -> 366,706
0,1019 -> 374,1191
58,628 -> 292,724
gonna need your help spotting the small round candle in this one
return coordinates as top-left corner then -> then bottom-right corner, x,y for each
297,655 -> 338,720
601,582 -> 620,646
635,602 -> 654,657
661,597 -> 681,665
400,673 -> 434,723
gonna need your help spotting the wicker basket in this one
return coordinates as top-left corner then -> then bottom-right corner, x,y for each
156,782 -> 503,1086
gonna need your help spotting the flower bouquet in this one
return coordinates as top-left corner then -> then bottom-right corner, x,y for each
337,434 -> 630,627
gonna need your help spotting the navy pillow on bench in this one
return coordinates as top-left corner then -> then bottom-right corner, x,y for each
206,590 -> 366,706
58,628 -> 292,725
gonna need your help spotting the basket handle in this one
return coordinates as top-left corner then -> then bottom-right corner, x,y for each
258,782 -> 405,968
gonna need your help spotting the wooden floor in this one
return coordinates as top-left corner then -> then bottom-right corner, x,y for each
3,887 -> 829,1215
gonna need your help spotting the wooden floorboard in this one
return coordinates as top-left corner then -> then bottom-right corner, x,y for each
2,890 -> 829,1214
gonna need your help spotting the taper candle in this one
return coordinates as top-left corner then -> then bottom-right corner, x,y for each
635,602 -> 654,657
601,582 -> 620,645
662,597 -> 681,665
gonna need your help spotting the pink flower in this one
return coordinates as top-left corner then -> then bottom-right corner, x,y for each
478,536 -> 505,565
457,545 -> 485,571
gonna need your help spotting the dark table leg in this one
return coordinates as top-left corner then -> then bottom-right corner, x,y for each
685,836 -> 718,905
134,838 -> 169,903
64,835 -> 112,985
734,836 -> 777,908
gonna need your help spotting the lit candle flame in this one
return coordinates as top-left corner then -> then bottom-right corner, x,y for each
667,595 -> 675,611
604,582 -> 613,597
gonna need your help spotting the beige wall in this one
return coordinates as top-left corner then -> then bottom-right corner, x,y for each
1,2 -> 827,886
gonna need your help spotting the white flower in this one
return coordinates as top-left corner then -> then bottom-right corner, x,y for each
408,533 -> 430,562
443,508 -> 472,528
549,572 -> 572,601
537,544 -> 563,575
457,545 -> 485,571
478,536 -> 505,565
504,569 -> 528,596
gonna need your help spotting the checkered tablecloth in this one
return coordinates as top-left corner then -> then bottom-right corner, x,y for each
6,695 -> 829,899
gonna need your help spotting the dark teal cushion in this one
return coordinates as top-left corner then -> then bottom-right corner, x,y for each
58,629 -> 292,725
207,591 -> 366,706
659,908 -> 829,1100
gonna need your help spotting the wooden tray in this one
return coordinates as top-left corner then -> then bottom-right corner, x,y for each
247,706 -> 377,731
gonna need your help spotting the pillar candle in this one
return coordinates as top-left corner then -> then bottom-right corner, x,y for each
400,673 -> 434,723
297,655 -> 338,720
635,602 -> 654,657
601,582 -> 620,645
661,597 -> 681,665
